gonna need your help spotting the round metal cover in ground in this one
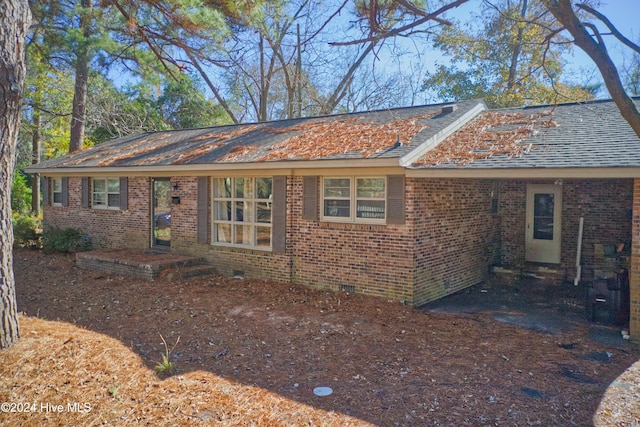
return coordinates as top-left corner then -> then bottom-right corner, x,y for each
313,386 -> 333,397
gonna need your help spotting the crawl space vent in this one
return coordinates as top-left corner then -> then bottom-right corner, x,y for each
339,284 -> 355,294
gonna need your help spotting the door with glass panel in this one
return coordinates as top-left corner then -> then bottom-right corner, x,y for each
152,178 -> 171,247
525,184 -> 562,263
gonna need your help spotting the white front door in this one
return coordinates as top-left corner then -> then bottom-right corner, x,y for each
525,184 -> 562,264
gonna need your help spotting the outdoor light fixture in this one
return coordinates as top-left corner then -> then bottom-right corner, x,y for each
172,181 -> 179,190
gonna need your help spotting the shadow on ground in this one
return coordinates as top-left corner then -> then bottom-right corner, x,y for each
423,279 -> 630,350
12,250 -> 637,426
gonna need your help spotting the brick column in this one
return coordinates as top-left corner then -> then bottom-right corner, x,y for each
631,179 -> 640,347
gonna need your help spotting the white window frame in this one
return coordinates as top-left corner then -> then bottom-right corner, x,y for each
91,177 -> 121,210
321,176 -> 387,224
212,177 -> 273,250
52,177 -> 63,207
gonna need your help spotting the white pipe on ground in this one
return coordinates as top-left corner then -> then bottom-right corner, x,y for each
574,217 -> 584,286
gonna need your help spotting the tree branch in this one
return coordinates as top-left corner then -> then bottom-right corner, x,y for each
544,0 -> 640,137
576,3 -> 640,55
329,0 -> 470,47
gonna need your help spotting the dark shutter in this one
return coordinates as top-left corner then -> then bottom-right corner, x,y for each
81,177 -> 89,208
197,176 -> 209,244
386,175 -> 405,225
119,177 -> 128,210
302,176 -> 318,220
42,176 -> 50,206
272,176 -> 287,253
61,177 -> 69,207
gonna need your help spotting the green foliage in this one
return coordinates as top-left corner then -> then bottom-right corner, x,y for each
154,334 -> 180,376
12,213 -> 42,249
423,0 -> 596,108
108,385 -> 119,399
42,227 -> 92,254
11,171 -> 32,215
158,74 -> 229,129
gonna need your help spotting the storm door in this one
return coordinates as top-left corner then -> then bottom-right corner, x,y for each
525,184 -> 562,263
152,178 -> 171,247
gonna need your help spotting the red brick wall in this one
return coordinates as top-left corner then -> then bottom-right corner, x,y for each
170,177 -> 292,283
289,177 -> 415,303
43,176 -> 150,249
411,178 -> 497,305
42,175 -> 499,306
499,179 -> 633,281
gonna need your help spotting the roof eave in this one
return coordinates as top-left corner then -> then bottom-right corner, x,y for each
26,157 -> 400,176
406,166 -> 640,179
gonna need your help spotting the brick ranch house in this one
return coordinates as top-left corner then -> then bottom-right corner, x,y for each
27,98 -> 640,343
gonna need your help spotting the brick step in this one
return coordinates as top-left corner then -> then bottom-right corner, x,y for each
77,250 -> 214,280
178,264 -> 217,278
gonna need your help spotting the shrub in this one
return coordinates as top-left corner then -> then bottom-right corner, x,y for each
12,213 -> 42,249
11,171 -> 32,215
42,226 -> 92,253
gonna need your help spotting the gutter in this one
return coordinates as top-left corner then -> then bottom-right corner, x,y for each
405,167 -> 640,179
25,157 -> 401,176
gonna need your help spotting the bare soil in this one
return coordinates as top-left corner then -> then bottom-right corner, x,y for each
6,249 -> 639,426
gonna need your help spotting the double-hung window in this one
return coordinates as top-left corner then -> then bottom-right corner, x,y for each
213,177 -> 273,248
322,177 -> 386,222
92,178 -> 120,209
52,177 -> 63,206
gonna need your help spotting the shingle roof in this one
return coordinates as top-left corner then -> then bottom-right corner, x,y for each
27,97 -> 640,174
410,97 -> 640,170
29,99 -> 483,170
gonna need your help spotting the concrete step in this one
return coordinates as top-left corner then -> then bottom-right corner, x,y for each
523,265 -> 566,283
491,264 -> 567,285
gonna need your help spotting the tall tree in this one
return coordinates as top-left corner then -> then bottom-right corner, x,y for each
1,0 -> 31,349
69,0 -> 94,152
347,0 -> 640,138
543,0 -> 640,138
422,0 -> 595,107
186,0 -> 382,122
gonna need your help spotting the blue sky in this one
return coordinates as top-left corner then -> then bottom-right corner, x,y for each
413,0 -> 640,101
568,1 -> 638,71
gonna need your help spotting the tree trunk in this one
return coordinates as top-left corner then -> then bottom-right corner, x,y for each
506,0 -> 528,90
319,42 -> 376,115
31,108 -> 41,215
69,0 -> 92,153
0,0 -> 31,350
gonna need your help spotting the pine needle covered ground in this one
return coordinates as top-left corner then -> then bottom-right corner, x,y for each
2,249 -> 637,426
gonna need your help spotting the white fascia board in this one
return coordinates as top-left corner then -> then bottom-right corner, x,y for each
27,157 -> 400,176
405,167 -> 640,179
399,102 -> 487,167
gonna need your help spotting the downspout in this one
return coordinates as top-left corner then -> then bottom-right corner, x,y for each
574,217 -> 584,286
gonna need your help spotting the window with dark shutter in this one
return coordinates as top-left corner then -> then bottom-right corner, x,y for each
61,177 -> 69,207
119,177 -> 128,210
272,176 -> 287,253
302,176 -> 318,220
197,176 -> 209,244
386,175 -> 405,225
81,177 -> 89,208
42,176 -> 50,206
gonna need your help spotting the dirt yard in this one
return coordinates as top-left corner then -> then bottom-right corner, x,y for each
7,249 -> 639,426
